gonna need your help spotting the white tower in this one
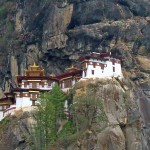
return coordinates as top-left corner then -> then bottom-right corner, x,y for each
79,52 -> 123,79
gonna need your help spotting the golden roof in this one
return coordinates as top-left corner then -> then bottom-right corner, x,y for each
24,63 -> 45,76
66,65 -> 79,72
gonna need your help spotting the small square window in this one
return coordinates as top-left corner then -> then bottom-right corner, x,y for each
101,65 -> 104,70
113,67 -> 115,72
92,70 -> 94,75
84,70 -> 87,76
93,63 -> 96,68
112,60 -> 115,65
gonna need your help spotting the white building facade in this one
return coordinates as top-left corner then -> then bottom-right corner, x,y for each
0,53 -> 123,120
80,52 -> 123,79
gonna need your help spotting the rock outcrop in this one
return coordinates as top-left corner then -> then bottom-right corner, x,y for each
0,79 -> 142,150
0,107 -> 36,150
65,79 -> 142,150
0,0 -> 149,84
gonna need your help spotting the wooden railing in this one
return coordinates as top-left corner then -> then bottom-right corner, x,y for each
3,107 -> 16,117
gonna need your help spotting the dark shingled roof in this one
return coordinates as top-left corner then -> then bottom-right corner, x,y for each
55,69 -> 82,80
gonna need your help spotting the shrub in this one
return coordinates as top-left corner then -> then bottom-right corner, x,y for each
0,6 -> 8,19
7,21 -> 14,32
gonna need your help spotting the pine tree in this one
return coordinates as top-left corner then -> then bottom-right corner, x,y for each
50,83 -> 66,120
29,83 -> 66,150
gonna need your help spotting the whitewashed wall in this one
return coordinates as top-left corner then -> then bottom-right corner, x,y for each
0,111 -> 3,121
82,58 -> 123,79
16,97 -> 32,108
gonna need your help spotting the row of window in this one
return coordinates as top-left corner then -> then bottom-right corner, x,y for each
60,79 -> 79,89
60,80 -> 73,88
91,67 -> 115,75
84,67 -> 116,76
22,82 -> 54,88
16,93 -> 38,98
92,63 -> 117,69
88,61 -> 117,68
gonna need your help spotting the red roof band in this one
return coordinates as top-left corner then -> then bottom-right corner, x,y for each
55,70 -> 82,80
79,52 -> 122,62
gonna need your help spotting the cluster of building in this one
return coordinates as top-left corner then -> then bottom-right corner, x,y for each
0,52 -> 123,120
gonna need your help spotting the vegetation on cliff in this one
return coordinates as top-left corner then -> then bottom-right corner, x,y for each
29,84 -> 66,149
0,78 -> 145,150
28,81 -> 108,150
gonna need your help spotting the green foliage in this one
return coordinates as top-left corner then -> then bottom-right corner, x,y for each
29,83 -> 108,149
0,116 -> 10,127
58,120 -> 76,138
0,36 -> 7,50
50,83 -> 66,119
0,6 -> 7,20
29,83 -> 66,150
72,85 -> 107,132
30,98 -> 56,150
57,120 -> 78,148
6,21 -> 14,32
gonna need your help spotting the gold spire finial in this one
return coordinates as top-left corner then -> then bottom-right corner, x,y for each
33,62 -> 36,66
30,62 -> 39,68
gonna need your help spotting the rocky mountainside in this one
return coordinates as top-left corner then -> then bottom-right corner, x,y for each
0,79 -> 143,150
0,0 -> 149,92
0,0 -> 150,149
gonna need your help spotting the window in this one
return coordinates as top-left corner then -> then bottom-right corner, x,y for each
101,64 -> 104,70
64,79 -> 72,88
29,83 -> 32,88
32,82 -> 37,88
93,63 -> 96,68
84,70 -> 87,77
0,106 -> 3,111
92,70 -> 94,75
112,60 -> 115,65
37,83 -> 39,88
24,82 -> 27,88
113,67 -> 115,72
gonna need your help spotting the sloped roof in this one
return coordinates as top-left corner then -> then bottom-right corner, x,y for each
79,52 -> 122,61
55,69 -> 82,80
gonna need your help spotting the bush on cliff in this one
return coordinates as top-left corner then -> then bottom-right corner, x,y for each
29,83 -> 66,150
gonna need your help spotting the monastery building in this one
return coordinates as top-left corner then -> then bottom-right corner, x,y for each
0,52 -> 123,120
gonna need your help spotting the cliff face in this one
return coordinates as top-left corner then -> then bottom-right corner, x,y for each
0,107 -> 36,150
0,0 -> 149,91
0,79 -> 144,150
0,0 -> 150,149
70,79 -> 141,150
